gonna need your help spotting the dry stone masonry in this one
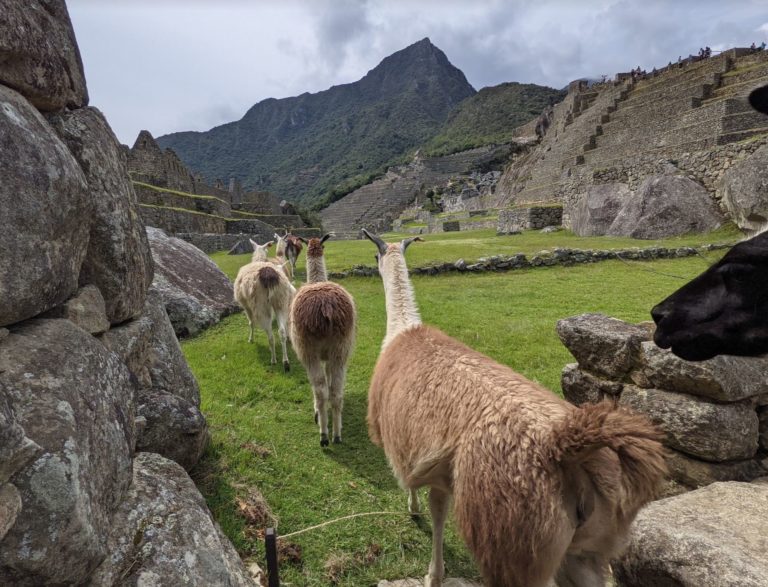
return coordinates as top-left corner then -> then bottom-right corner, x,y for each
0,2 -> 256,584
557,313 -> 768,492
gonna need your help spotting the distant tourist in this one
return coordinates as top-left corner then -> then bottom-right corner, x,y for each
762,41 -> 766,51
751,42 -> 757,50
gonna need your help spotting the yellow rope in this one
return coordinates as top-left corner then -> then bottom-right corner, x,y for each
277,511 -> 414,540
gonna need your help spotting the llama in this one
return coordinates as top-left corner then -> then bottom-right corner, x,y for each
362,229 -> 667,587
651,227 -> 768,360
249,239 -> 273,262
652,84 -> 768,361
284,230 -> 304,273
234,252 -> 296,371
273,232 -> 294,281
289,234 -> 356,446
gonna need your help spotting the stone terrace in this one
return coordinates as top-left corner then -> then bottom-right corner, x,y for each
320,145 -> 514,237
496,48 -> 768,225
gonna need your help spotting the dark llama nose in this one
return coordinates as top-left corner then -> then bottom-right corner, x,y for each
650,302 -> 669,325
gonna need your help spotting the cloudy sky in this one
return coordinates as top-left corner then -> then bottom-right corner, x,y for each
68,0 -> 768,145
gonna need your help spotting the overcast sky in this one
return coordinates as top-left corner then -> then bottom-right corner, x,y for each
67,0 -> 768,145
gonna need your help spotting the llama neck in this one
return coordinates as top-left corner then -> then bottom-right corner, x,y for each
306,255 -> 327,283
381,254 -> 421,348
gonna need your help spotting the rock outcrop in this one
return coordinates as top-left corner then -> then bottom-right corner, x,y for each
147,226 -> 240,337
0,3 -> 252,584
607,174 -> 725,238
614,481 -> 768,587
570,183 -> 629,236
721,143 -> 768,233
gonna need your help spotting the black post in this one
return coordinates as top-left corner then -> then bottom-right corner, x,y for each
265,527 -> 279,587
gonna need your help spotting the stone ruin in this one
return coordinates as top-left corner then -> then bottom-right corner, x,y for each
127,130 -> 320,252
558,313 -> 768,585
0,2 -> 256,584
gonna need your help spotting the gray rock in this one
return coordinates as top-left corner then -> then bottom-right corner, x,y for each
0,84 -> 90,327
147,227 -> 240,337
0,484 -> 21,542
47,107 -> 154,324
0,390 -> 41,485
0,1 -> 88,111
614,482 -> 768,587
556,314 -> 653,378
136,391 -> 208,471
0,319 -> 135,585
759,407 -> 768,451
721,144 -> 768,233
561,363 -> 623,406
665,449 -> 768,489
99,308 -> 154,388
88,453 -> 256,587
40,284 -> 110,334
608,174 -> 724,239
619,385 -> 759,462
571,183 -> 629,236
635,342 -> 768,401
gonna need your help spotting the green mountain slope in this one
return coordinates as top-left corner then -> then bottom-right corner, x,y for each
157,38 -> 476,207
422,82 -> 567,156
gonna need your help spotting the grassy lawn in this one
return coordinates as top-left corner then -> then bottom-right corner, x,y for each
210,225 -> 740,282
182,236 -> 727,586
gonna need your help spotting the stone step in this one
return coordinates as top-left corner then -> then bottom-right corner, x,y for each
717,127 -> 768,145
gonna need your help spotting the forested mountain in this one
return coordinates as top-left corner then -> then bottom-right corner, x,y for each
157,38 -> 476,207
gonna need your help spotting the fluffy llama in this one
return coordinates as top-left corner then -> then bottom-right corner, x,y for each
234,241 -> 296,371
362,229 -> 667,587
284,230 -> 304,273
653,84 -> 768,361
274,232 -> 295,281
289,234 -> 356,446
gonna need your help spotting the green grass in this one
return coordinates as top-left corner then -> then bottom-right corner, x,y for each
210,225 -> 740,282
183,240 -> 728,585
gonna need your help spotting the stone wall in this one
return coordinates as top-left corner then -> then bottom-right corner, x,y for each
0,3 -> 254,584
557,314 -> 768,494
497,205 -> 563,233
135,182 -> 232,217
138,204 -> 227,234
179,228 -> 322,254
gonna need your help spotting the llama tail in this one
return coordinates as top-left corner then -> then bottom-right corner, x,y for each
551,400 -> 668,505
258,265 -> 281,292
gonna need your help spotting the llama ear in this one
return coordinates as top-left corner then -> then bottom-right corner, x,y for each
320,233 -> 333,244
249,238 -> 258,249
361,228 -> 388,256
298,236 -> 309,244
401,237 -> 424,252
265,241 -> 274,249
274,233 -> 280,240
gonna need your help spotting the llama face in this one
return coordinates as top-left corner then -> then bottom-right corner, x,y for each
652,232 -> 768,360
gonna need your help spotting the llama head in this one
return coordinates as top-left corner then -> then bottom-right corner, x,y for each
652,231 -> 768,360
361,229 -> 422,274
249,239 -> 273,262
303,233 -> 334,258
274,232 -> 287,256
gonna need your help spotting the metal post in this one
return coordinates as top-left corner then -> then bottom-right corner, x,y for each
265,527 -> 279,587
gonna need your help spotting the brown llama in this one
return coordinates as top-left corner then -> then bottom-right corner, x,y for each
283,229 -> 304,273
362,229 -> 667,587
234,243 -> 296,371
289,234 -> 356,446
273,232 -> 295,281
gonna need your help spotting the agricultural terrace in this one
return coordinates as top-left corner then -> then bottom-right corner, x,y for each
183,227 -> 737,586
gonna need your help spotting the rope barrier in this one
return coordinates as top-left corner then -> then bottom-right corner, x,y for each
277,510 -> 414,540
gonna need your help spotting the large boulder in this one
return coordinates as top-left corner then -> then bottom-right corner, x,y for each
0,0 -> 88,111
88,452 -> 256,586
721,144 -> 768,233
556,314 -> 652,378
100,291 -> 208,470
40,284 -> 110,335
571,183 -> 629,236
561,363 -> 623,406
47,107 -> 154,324
608,174 -> 724,239
614,482 -> 768,586
147,227 -> 239,337
0,84 -> 90,327
0,319 -> 136,585
619,385 -> 758,462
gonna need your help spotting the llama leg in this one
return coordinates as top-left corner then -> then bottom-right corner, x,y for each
425,487 -> 449,587
327,360 -> 346,444
258,313 -> 276,365
243,306 -> 254,343
307,361 -> 330,446
276,312 -> 290,372
408,488 -> 421,516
